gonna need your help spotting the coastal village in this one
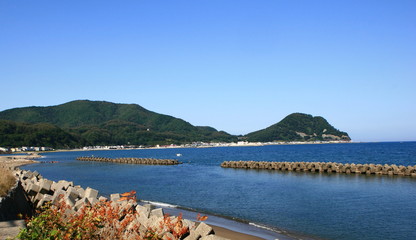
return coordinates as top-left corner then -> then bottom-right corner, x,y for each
0,140 -> 351,153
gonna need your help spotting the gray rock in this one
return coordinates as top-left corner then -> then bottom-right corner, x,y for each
74,197 -> 89,211
22,179 -> 33,189
143,204 -> 152,211
51,181 -> 60,191
110,193 -> 120,202
117,201 -> 136,218
36,194 -> 53,208
76,187 -> 85,198
126,218 -> 139,231
39,179 -> 53,194
87,197 -> 98,205
150,208 -> 164,218
51,190 -> 66,205
99,196 -> 108,202
138,224 -> 148,237
146,215 -> 163,229
183,219 -> 196,230
32,171 -> 40,178
27,183 -> 40,196
66,186 -> 80,200
184,231 -> 201,240
136,213 -> 148,228
65,194 -> 76,208
84,187 -> 98,199
22,171 -> 33,180
195,222 -> 214,237
33,193 -> 44,205
53,180 -> 72,191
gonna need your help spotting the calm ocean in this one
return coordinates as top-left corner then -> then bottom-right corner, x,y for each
22,142 -> 416,240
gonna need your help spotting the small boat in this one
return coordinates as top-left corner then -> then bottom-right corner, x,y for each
176,153 -> 182,157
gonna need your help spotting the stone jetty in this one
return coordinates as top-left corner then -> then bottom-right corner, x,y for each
220,161 -> 416,177
0,169 -> 228,240
76,156 -> 182,165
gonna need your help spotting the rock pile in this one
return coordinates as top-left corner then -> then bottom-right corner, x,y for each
12,169 -> 227,240
77,157 -> 182,165
15,169 -> 102,211
220,161 -> 416,177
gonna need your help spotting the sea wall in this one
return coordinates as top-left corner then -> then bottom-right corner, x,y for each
220,161 -> 416,177
9,169 -> 226,240
76,156 -> 182,165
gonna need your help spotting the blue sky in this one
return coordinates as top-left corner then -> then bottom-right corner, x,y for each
1,1 -> 415,141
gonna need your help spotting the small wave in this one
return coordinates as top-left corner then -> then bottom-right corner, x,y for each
249,222 -> 282,234
142,200 -> 178,208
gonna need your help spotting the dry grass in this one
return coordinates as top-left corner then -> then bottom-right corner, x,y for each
0,164 -> 16,197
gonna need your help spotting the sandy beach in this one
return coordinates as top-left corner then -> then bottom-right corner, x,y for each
0,153 -> 40,169
211,224 -> 265,240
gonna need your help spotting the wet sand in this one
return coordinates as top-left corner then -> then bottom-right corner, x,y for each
210,224 -> 266,240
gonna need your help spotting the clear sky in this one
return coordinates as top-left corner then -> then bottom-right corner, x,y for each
1,1 -> 415,142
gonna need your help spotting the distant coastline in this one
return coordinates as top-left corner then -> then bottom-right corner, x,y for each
44,140 -> 353,153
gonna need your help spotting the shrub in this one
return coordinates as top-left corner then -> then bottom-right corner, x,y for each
18,195 -> 195,240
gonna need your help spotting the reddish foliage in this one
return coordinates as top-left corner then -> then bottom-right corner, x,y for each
19,191 -> 193,240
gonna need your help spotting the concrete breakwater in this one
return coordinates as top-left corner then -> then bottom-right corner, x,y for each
76,156 -> 182,165
220,161 -> 416,177
5,169 -> 227,240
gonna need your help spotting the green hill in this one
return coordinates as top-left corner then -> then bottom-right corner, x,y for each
0,120 -> 83,149
245,113 -> 350,142
0,100 -> 235,146
0,101 -> 351,147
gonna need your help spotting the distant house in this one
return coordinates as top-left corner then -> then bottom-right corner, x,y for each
0,147 -> 9,152
10,148 -> 21,152
21,146 -> 36,151
41,147 -> 53,151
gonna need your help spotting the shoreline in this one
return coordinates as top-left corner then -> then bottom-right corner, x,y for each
7,141 -> 416,155
0,152 -> 40,169
10,168 -> 288,240
10,140 -> 353,154
144,200 -> 316,240
8,154 -> 303,240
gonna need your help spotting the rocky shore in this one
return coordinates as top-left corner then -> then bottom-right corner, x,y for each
0,167 -> 267,240
0,169 -> 224,239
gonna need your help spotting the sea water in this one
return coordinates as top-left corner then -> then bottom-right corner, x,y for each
21,142 -> 416,240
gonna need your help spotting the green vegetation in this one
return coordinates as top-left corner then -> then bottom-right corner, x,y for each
0,100 -> 236,147
0,101 -> 351,148
0,120 -> 83,149
245,113 -> 350,142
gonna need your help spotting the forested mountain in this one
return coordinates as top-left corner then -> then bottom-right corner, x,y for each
0,101 -> 351,148
0,100 -> 235,146
245,113 -> 350,142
